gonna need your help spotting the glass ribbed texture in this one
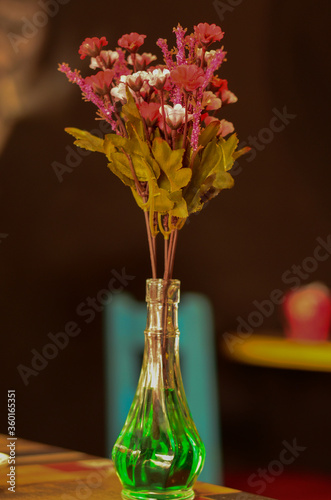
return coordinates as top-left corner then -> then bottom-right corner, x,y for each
112,279 -> 205,500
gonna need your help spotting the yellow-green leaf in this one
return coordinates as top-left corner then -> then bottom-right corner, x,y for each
126,123 -> 160,178
169,190 -> 189,218
65,128 -> 104,153
122,88 -> 144,139
218,133 -> 238,171
153,186 -> 175,212
233,145 -> 251,161
152,137 -> 189,191
107,161 -> 135,188
213,170 -> 234,190
109,152 -> 152,182
198,121 -> 220,147
184,138 -> 222,213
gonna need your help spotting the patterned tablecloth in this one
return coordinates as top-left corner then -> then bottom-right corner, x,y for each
0,435 -> 276,499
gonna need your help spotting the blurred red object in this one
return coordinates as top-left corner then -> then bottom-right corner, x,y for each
283,282 -> 331,341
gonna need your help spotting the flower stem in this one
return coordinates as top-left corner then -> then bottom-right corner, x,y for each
122,150 -> 156,278
169,229 -> 178,279
160,90 -> 170,144
131,53 -> 137,73
182,92 -> 189,149
144,209 -> 157,279
164,237 -> 169,278
164,227 -> 178,280
108,95 -> 127,137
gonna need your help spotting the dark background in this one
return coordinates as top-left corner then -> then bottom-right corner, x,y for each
1,0 -> 331,496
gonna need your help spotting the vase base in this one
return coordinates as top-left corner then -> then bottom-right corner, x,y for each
121,487 -> 195,500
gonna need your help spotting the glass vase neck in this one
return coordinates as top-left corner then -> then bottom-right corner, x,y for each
145,279 -> 180,336
146,279 -> 180,303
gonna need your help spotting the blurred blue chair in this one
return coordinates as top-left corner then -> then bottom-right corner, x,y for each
103,290 -> 223,484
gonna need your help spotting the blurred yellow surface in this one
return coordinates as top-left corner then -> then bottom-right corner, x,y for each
0,453 -> 8,469
226,334 -> 331,372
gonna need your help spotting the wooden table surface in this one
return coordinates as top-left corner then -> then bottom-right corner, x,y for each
0,435 -> 275,499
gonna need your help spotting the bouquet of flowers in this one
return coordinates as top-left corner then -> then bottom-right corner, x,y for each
59,22 -> 249,279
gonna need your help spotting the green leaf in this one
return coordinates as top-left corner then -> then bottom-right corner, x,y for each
131,179 -> 174,213
104,124 -> 160,185
233,145 -> 251,161
126,123 -> 160,178
121,88 -> 144,139
108,151 -> 153,183
198,121 -> 220,147
107,161 -> 135,188
65,128 -> 104,153
153,186 -> 175,212
107,152 -> 135,181
103,133 -> 126,159
184,138 -> 221,213
169,190 -> 189,218
217,133 -> 238,171
131,187 -> 149,210
213,170 -> 234,190
152,137 -> 190,191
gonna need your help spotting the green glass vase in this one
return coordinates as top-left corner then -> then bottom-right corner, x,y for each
112,279 -> 205,500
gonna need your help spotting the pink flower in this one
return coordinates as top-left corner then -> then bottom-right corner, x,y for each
78,37 -> 108,60
194,23 -> 224,47
118,32 -> 146,53
128,52 -> 157,70
219,119 -> 235,137
85,69 -> 115,95
170,64 -> 205,92
202,91 -> 222,110
204,116 -> 235,137
159,103 -> 193,130
139,102 -> 161,126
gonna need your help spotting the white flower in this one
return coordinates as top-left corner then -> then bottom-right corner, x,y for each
147,68 -> 170,89
89,50 -> 119,70
111,83 -> 128,103
204,50 -> 217,64
89,58 -> 99,70
159,103 -> 193,130
126,71 -> 149,91
127,52 -> 157,70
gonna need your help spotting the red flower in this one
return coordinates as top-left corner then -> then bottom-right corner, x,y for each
138,102 -> 161,127
211,77 -> 237,105
79,37 -> 108,60
170,64 -> 205,92
194,23 -> 224,47
118,32 -> 146,53
85,69 -> 115,95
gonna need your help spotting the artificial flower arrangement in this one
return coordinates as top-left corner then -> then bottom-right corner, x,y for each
59,23 -> 250,499
59,22 -> 249,279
